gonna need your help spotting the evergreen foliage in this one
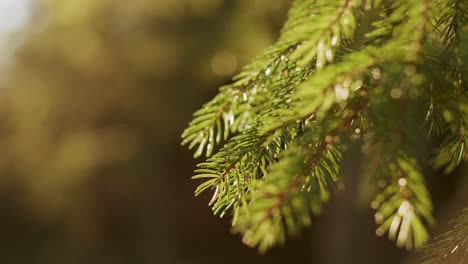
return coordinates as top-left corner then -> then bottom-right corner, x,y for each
182,0 -> 467,254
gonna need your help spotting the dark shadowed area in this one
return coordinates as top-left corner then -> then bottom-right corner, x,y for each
0,1 -> 465,263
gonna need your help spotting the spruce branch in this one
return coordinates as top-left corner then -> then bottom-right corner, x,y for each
183,0 -> 466,254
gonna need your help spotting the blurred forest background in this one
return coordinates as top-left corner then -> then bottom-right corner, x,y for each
0,0 -> 465,263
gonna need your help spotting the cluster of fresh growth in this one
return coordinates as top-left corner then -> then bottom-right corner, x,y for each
182,0 -> 467,254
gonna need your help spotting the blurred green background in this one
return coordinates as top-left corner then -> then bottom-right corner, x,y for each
0,0 -> 465,263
